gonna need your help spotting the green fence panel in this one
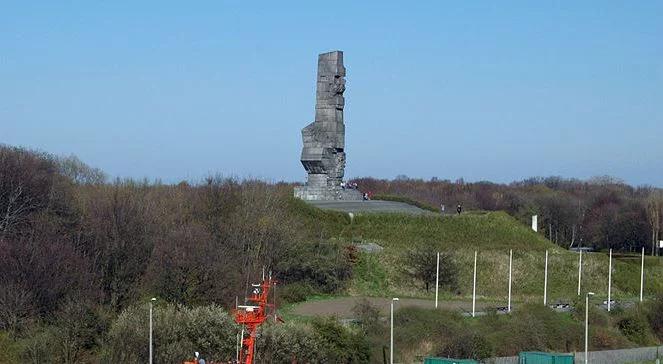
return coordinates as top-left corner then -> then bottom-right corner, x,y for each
518,351 -> 574,364
423,357 -> 478,364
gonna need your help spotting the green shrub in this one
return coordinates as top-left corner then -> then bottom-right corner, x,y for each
278,282 -> 315,304
617,311 -> 654,345
257,318 -> 370,363
498,304 -> 583,355
352,252 -> 388,295
647,296 -> 663,340
18,325 -> 58,364
403,249 -> 458,292
352,298 -> 381,333
100,303 -> 237,364
275,241 -> 352,293
438,331 -> 494,360
311,317 -> 370,363
0,331 -> 20,363
257,322 -> 322,363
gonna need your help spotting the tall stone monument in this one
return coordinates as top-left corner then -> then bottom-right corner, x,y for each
294,51 -> 362,201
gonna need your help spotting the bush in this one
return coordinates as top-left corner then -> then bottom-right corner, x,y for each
274,241 -> 352,293
352,252 -> 388,295
617,311 -> 654,345
0,331 -> 20,363
45,300 -> 108,363
352,298 -> 381,333
439,331 -> 494,360
499,304 -> 583,355
278,282 -> 315,304
311,317 -> 370,363
404,250 -> 458,292
257,322 -> 322,363
647,296 -> 663,340
257,318 -> 370,363
591,326 -> 630,350
100,303 -> 237,364
18,325 -> 58,364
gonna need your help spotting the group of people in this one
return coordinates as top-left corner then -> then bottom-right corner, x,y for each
340,181 -> 358,189
440,203 -> 463,215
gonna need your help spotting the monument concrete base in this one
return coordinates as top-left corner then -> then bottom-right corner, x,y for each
294,186 -> 363,201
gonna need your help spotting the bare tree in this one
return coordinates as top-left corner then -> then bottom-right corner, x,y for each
0,146 -> 56,239
57,154 -> 106,185
647,191 -> 663,255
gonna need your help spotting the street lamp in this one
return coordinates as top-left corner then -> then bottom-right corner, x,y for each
149,297 -> 156,364
390,298 -> 399,364
585,292 -> 594,364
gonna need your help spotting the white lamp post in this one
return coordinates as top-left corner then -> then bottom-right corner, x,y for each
508,249 -> 512,313
472,251 -> 477,317
149,297 -> 156,364
640,247 -> 645,302
577,250 -> 582,296
390,298 -> 399,364
543,250 -> 548,306
435,252 -> 440,309
607,249 -> 612,312
585,292 -> 594,364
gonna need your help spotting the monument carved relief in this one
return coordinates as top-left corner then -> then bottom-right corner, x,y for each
294,51 -> 362,201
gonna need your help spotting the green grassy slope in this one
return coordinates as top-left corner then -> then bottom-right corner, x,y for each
287,197 -> 663,303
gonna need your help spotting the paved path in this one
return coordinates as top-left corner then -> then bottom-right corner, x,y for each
307,200 -> 431,215
291,296 -> 494,319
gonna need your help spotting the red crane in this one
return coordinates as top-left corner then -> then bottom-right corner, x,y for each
233,275 -> 279,364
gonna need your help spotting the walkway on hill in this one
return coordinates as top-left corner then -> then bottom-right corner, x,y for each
307,200 -> 432,215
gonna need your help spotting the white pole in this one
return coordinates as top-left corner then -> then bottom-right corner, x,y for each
390,298 -> 399,364
608,249 -> 612,312
236,332 -> 240,362
149,298 -> 156,364
578,250 -> 583,296
472,250 -> 477,317
585,292 -> 594,364
435,252 -> 440,309
239,328 -> 244,361
641,247 -> 645,302
544,250 -> 548,306
508,249 -> 512,313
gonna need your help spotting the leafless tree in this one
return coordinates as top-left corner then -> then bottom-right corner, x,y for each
647,190 -> 663,255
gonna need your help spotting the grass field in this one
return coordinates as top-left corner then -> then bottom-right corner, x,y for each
288,197 -> 663,304
282,197 -> 663,362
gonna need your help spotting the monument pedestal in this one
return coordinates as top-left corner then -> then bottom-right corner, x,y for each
294,186 -> 363,201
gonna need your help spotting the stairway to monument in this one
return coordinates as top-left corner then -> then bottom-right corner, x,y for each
306,200 -> 431,215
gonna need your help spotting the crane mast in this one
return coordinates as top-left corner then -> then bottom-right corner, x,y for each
233,275 -> 277,364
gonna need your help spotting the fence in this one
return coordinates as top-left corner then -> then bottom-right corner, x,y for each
484,346 -> 663,364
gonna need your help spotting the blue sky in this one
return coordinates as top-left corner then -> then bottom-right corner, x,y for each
2,1 -> 662,185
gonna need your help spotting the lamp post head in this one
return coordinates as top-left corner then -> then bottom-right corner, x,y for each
392,297 -> 399,302
587,292 -> 595,296
151,297 -> 157,302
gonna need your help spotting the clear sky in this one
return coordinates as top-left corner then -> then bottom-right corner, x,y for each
2,1 -> 662,186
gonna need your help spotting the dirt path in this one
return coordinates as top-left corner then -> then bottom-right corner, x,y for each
291,296 -> 496,319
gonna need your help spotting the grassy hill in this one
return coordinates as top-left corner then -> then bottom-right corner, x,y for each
287,197 -> 663,304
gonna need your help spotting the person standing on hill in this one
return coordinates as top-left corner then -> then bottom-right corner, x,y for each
456,204 -> 462,215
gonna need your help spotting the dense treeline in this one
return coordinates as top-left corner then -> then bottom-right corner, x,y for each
353,176 -> 663,253
0,145 -> 363,363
